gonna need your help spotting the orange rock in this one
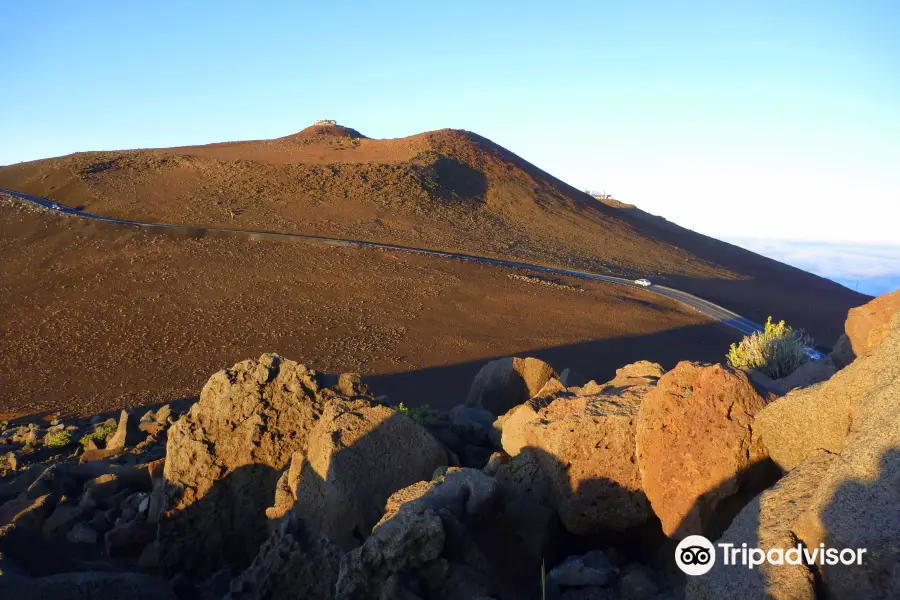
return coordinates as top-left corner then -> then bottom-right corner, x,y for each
845,289 -> 900,358
636,362 -> 769,539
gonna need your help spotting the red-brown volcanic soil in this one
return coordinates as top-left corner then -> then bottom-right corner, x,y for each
0,199 -> 740,419
0,125 -> 869,344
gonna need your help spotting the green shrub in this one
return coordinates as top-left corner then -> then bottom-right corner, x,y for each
46,431 -> 72,449
727,317 -> 812,379
79,421 -> 117,447
395,402 -> 437,426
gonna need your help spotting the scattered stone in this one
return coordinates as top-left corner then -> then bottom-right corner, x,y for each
155,404 -> 172,424
547,551 -> 617,588
120,507 -> 138,522
138,410 -> 159,435
559,587 -> 615,600
603,361 -> 665,387
89,510 -> 112,533
0,493 -> 55,528
42,501 -> 85,535
105,521 -> 154,557
618,564 -> 660,600
5,451 -> 17,473
67,522 -> 99,545
79,447 -> 123,463
80,473 -> 126,509
449,405 -> 495,443
105,409 -> 144,450
336,372 -> 368,397
146,458 -> 166,524
25,464 -> 76,499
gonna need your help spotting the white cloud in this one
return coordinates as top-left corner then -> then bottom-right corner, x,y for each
728,238 -> 900,296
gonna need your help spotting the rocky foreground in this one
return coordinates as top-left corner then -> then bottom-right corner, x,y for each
0,291 -> 898,599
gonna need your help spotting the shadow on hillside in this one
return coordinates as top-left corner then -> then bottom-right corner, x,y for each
659,274 -> 860,350
367,322 -> 741,410
607,208 -> 870,346
428,154 -> 489,205
1,396 -> 197,430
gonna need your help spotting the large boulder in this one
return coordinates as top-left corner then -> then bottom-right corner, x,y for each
225,512 -> 342,600
337,467 -> 528,600
156,354 -> 370,576
686,451 -> 836,600
790,375 -> 900,598
492,450 -> 560,564
757,312 -> 900,471
698,310 -> 900,599
278,398 -> 447,550
498,362 -> 662,534
636,362 -> 770,539
514,392 -> 649,534
845,289 -> 900,358
465,357 -> 557,415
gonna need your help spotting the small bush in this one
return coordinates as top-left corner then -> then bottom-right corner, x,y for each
46,431 -> 72,449
395,402 -> 437,426
727,316 -> 812,379
79,421 -> 116,447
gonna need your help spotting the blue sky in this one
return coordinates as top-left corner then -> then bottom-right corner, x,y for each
1,1 -> 898,288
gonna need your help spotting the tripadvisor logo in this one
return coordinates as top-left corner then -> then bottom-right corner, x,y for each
675,535 -> 717,576
675,535 -> 867,576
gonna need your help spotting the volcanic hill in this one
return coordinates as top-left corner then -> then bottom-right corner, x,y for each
0,124 -> 868,342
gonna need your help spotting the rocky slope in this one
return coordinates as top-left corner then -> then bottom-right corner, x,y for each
1,290 -> 897,599
0,124 -> 868,343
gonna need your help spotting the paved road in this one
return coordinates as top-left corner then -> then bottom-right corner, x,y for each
1,187 -> 765,336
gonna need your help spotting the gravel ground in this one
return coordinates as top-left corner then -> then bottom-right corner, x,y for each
0,201 -> 739,419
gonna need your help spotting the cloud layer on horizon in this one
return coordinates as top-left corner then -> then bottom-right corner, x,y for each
728,238 -> 900,297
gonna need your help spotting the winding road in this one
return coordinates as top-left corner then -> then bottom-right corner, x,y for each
2,187 -> 765,336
